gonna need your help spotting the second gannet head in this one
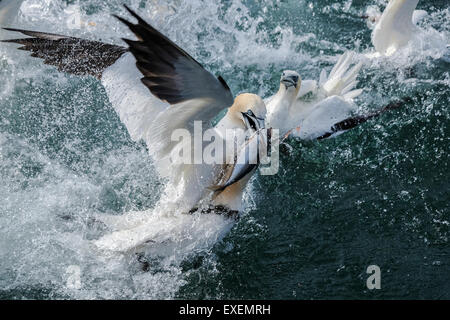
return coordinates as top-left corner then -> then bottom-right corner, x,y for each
226,93 -> 267,131
279,70 -> 301,96
266,71 -> 301,131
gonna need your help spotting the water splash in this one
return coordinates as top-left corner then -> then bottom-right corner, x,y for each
0,0 -> 448,299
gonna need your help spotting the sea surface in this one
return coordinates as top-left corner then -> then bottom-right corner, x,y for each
0,0 -> 449,299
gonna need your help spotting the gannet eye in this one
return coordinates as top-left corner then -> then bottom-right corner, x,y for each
247,110 -> 255,116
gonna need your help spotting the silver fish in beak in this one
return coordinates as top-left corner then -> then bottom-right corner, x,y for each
210,128 -> 271,192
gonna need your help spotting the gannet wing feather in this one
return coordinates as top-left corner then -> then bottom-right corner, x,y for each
115,6 -> 234,178
1,28 -> 128,79
318,52 -> 363,100
316,97 -> 411,140
294,52 -> 363,101
2,27 -> 176,161
1,27 -> 166,148
287,97 -> 411,140
319,68 -> 328,86
372,0 -> 419,55
296,79 -> 318,98
115,5 -> 233,106
290,96 -> 357,140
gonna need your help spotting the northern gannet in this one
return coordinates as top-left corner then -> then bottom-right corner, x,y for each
3,5 -> 269,252
266,52 -> 363,140
369,0 -> 426,56
266,51 -> 412,140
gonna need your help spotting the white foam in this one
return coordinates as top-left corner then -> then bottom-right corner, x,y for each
0,0 -> 447,299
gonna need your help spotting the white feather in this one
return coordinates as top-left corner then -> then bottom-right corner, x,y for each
102,53 -> 169,143
343,89 -> 364,101
372,0 -> 420,56
297,79 -> 318,98
290,96 -> 356,140
319,69 -> 328,86
321,54 -> 362,99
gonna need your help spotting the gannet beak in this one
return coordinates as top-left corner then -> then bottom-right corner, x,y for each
281,75 -> 299,88
242,111 -> 265,131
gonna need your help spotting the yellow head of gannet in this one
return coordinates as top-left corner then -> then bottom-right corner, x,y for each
226,93 -> 266,130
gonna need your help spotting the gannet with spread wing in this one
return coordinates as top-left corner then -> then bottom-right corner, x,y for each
266,52 -> 364,139
2,5 -> 269,252
266,51 -> 411,141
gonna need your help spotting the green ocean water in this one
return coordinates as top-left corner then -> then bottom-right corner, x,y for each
0,0 -> 449,299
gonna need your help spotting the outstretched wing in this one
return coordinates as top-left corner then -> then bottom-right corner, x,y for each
2,28 -> 128,79
289,96 -> 356,140
113,6 -> 234,185
294,52 -> 363,101
317,51 -> 363,101
106,6 -> 236,211
315,97 -> 411,140
371,0 -> 418,55
286,97 -> 411,140
115,5 -> 233,106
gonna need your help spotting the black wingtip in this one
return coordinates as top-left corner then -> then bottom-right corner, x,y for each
113,13 -> 140,33
0,39 -> 21,43
121,37 -> 134,46
123,4 -> 133,13
123,4 -> 139,20
218,76 -> 231,92
2,27 -> 36,34
316,96 -> 412,140
122,4 -> 152,29
2,27 -> 25,33
112,14 -> 127,24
